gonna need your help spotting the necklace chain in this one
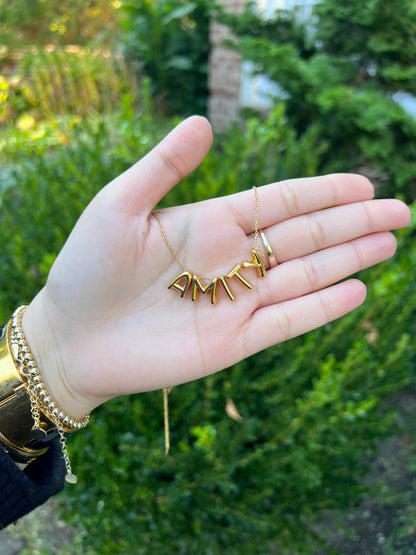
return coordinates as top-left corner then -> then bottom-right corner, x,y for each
253,185 -> 261,256
154,187 -> 261,455
153,212 -> 186,272
153,187 -> 261,273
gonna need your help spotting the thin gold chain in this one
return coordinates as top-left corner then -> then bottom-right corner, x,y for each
154,187 -> 261,455
253,185 -> 261,255
153,211 -> 186,272
153,186 -> 261,272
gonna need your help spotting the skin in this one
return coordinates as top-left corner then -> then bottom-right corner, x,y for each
21,116 -> 411,420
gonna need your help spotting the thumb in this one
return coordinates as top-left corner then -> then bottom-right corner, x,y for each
107,115 -> 213,213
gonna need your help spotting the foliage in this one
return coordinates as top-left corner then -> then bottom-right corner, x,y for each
120,0 -> 217,115
1,46 -> 137,123
1,2 -> 415,551
381,406 -> 416,555
0,94 -> 415,552
0,0 -> 123,56
224,0 -> 416,201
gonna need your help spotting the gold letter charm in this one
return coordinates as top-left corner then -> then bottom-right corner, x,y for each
191,275 -> 218,304
168,271 -> 192,298
168,250 -> 265,303
226,264 -> 253,289
242,249 -> 265,277
219,276 -> 235,301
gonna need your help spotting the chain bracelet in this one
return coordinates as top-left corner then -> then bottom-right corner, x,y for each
9,305 -> 89,483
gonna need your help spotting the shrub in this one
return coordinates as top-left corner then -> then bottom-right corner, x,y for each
121,0 -> 216,115
1,46 -> 137,123
0,0 -> 122,54
225,0 -> 416,201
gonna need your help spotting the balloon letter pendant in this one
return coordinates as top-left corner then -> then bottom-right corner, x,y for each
168,250 -> 265,304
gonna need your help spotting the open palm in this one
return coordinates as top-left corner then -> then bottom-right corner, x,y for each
23,116 -> 411,419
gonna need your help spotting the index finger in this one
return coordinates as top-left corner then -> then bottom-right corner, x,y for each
230,174 -> 375,232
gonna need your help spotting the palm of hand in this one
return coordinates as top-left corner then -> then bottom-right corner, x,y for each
45,195 -> 263,401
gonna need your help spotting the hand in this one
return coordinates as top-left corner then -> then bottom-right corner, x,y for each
23,116 -> 411,418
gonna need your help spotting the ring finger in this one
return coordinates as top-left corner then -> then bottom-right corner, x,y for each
255,199 -> 408,268
257,231 -> 397,307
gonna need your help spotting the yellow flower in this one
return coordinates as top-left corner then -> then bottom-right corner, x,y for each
16,114 -> 36,131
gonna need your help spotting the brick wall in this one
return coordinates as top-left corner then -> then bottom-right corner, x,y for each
207,0 -> 247,131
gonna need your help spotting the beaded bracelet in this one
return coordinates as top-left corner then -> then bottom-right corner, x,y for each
8,306 -> 90,483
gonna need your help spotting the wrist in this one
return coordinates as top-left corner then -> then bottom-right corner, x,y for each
23,290 -> 94,420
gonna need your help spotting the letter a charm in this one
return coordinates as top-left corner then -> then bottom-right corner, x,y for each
168,271 -> 192,297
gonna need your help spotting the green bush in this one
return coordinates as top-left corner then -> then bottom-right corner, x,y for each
225,0 -> 416,201
0,101 -> 415,553
0,0 -> 122,54
1,46 -> 137,123
121,0 -> 216,115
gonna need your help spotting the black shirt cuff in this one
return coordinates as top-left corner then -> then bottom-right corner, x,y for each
0,440 -> 66,529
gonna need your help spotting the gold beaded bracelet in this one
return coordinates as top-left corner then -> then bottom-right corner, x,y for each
0,306 -> 90,483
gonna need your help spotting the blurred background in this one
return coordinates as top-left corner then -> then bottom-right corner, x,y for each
0,1 -> 415,553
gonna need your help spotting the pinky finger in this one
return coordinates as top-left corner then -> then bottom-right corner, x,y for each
245,279 -> 367,354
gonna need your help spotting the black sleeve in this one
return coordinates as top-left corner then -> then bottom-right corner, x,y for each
0,440 -> 66,529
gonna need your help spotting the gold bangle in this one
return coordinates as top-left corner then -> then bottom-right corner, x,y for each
0,321 -> 54,462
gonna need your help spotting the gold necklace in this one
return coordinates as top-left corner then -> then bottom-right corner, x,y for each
154,188 -> 264,453
153,187 -> 265,305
